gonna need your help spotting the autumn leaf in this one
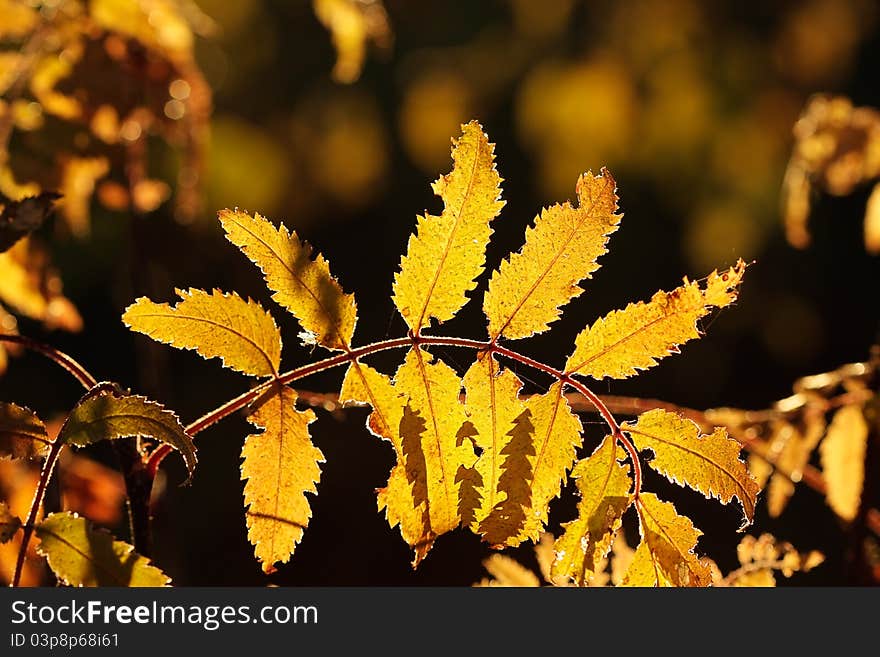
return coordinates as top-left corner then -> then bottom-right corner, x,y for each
514,382 -> 583,543
820,404 -> 868,522
565,260 -> 746,379
552,436 -> 632,586
763,418 -> 825,518
241,384 -> 323,574
313,0 -> 392,84
57,156 -> 109,238
0,501 -> 20,543
393,347 -> 475,557
865,183 -> 880,255
59,387 -> 197,480
220,209 -> 357,351
0,237 -> 83,332
484,168 -> 621,340
393,121 -> 504,333
713,533 -> 825,587
338,362 -> 429,562
35,512 -> 170,586
0,402 -> 50,460
623,493 -> 711,587
461,353 -> 527,538
475,554 -> 541,587
622,408 -> 758,527
123,288 -> 282,377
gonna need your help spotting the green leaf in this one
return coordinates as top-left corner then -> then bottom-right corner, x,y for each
35,512 -> 171,587
60,386 -> 197,480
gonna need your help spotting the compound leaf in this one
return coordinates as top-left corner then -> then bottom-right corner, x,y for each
566,260 -> 746,379
35,512 -> 170,586
220,209 -> 357,351
484,168 -> 621,340
0,402 -> 50,460
623,408 -> 758,527
623,493 -> 711,587
123,288 -> 281,378
820,404 -> 868,522
552,436 -> 632,586
241,384 -> 323,574
393,121 -> 504,332
60,387 -> 197,480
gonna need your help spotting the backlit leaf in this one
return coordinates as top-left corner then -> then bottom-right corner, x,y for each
565,260 -> 746,379
484,168 -> 621,340
764,417 -> 825,518
241,384 -> 323,573
475,554 -> 541,587
820,404 -> 868,522
60,387 -> 196,480
123,288 -> 281,378
623,493 -> 711,587
393,347 -> 474,558
35,512 -> 170,586
58,156 -> 109,238
552,436 -> 632,586
0,237 -> 83,331
393,121 -> 504,333
515,382 -> 583,543
313,0 -> 392,84
0,501 -> 20,543
461,353 -> 528,540
623,408 -> 759,527
220,209 -> 357,351
865,182 -> 880,255
0,402 -> 49,460
339,362 -> 429,562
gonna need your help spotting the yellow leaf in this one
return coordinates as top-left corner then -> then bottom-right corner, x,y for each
339,362 -> 430,562
35,512 -> 170,587
241,384 -> 323,573
393,121 -> 504,333
623,408 -> 759,527
313,0 -> 392,84
566,260 -> 746,379
0,237 -> 83,331
515,382 -> 583,543
476,554 -> 541,587
820,404 -> 868,522
552,436 -> 632,586
765,418 -> 825,518
58,156 -> 110,238
461,353 -> 528,539
623,493 -> 711,587
484,168 -> 621,340
864,182 -> 880,254
0,0 -> 37,40
393,347 -> 474,557
0,402 -> 50,460
219,209 -> 357,351
123,288 -> 281,378
90,0 -> 196,66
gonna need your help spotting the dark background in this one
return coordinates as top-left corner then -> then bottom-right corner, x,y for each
3,0 -> 880,585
